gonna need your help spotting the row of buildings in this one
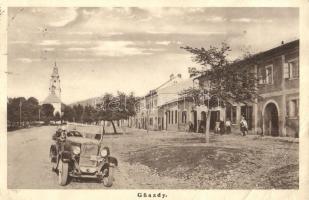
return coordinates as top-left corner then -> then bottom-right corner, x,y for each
129,40 -> 299,137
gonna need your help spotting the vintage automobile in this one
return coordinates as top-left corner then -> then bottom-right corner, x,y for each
49,128 -> 118,187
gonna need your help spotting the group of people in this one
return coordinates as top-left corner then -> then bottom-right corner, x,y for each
217,116 -> 248,136
191,116 -> 249,136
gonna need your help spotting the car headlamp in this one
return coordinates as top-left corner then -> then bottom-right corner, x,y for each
100,149 -> 108,157
72,146 -> 80,155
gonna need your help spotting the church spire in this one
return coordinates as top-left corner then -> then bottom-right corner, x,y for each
44,62 -> 62,116
51,61 -> 59,77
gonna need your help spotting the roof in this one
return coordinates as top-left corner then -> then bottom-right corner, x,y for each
44,93 -> 61,104
195,39 -> 299,80
157,78 -> 194,106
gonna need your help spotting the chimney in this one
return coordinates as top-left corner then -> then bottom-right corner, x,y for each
281,41 -> 284,45
170,73 -> 175,80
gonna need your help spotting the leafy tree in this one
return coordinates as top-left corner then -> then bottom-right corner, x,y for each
73,104 -> 84,123
23,97 -> 40,122
181,43 -> 259,142
83,105 -> 97,123
62,105 -> 75,122
96,92 -> 138,134
7,97 -> 26,126
54,112 -> 61,122
41,104 -> 54,124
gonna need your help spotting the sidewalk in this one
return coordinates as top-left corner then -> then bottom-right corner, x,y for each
125,127 -> 299,143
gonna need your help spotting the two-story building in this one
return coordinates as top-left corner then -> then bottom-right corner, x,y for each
196,40 -> 299,137
131,73 -> 184,131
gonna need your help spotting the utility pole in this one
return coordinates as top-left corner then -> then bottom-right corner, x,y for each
19,99 -> 22,126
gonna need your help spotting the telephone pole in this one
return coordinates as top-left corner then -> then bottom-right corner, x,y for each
19,99 -> 22,126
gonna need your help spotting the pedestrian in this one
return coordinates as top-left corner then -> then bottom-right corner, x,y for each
225,118 -> 231,134
240,116 -> 248,136
215,121 -> 220,134
189,121 -> 194,132
219,120 -> 225,135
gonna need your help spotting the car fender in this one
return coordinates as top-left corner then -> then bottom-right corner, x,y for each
60,151 -> 71,162
108,156 -> 118,167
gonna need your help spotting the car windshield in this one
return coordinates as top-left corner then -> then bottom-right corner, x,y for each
66,131 -> 83,137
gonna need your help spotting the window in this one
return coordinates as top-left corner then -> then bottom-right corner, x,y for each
287,99 -> 299,118
182,111 -> 187,123
175,110 -> 178,123
149,118 -> 153,126
289,59 -> 299,79
265,65 -> 273,84
259,65 -> 273,85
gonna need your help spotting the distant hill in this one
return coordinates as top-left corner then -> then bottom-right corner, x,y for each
69,96 -> 103,107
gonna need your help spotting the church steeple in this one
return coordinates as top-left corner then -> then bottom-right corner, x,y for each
49,62 -> 61,99
44,62 -> 62,116
51,62 -> 59,78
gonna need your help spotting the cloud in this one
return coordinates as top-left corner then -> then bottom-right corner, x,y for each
230,18 -> 273,23
39,40 -> 60,46
66,47 -> 87,51
43,47 -> 55,51
206,16 -> 226,22
66,31 -> 94,35
9,41 -> 28,44
16,58 -> 33,63
92,41 -> 148,57
48,8 -> 78,27
156,41 -> 171,45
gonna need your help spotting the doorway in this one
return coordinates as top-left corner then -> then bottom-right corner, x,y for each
263,102 -> 279,136
210,111 -> 220,130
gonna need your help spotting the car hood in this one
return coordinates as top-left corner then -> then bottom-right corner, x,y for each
66,137 -> 99,145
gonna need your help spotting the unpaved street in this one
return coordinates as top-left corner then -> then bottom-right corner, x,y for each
8,126 -> 299,189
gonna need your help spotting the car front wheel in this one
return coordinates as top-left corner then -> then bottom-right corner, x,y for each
102,166 -> 114,187
58,159 -> 69,186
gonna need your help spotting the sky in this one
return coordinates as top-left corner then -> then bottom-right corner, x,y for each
7,7 -> 299,104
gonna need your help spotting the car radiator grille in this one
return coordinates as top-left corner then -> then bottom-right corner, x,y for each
79,144 -> 98,167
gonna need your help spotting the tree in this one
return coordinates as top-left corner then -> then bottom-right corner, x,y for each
54,112 -> 61,122
181,43 -> 259,143
96,92 -> 138,134
7,97 -> 27,126
23,97 -> 40,122
83,105 -> 97,124
73,104 -> 84,123
62,105 -> 75,122
41,104 -> 54,124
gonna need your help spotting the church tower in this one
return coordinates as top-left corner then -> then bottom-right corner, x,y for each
49,62 -> 61,99
43,62 -> 62,116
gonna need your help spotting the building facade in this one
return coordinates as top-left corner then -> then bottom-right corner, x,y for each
197,40 -> 299,137
130,40 -> 299,137
43,62 -> 62,116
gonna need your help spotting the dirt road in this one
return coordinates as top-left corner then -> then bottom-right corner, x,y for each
7,126 -> 299,189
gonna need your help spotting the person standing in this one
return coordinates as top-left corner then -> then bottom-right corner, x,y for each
219,120 -> 225,135
240,116 -> 248,136
225,119 -> 231,134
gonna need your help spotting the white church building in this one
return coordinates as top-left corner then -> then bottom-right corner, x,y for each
43,62 -> 62,116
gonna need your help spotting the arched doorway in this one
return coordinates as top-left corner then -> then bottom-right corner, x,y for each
263,102 -> 279,136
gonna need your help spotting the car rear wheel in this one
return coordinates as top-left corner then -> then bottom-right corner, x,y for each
58,160 -> 69,186
102,166 -> 114,187
50,151 -> 58,171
